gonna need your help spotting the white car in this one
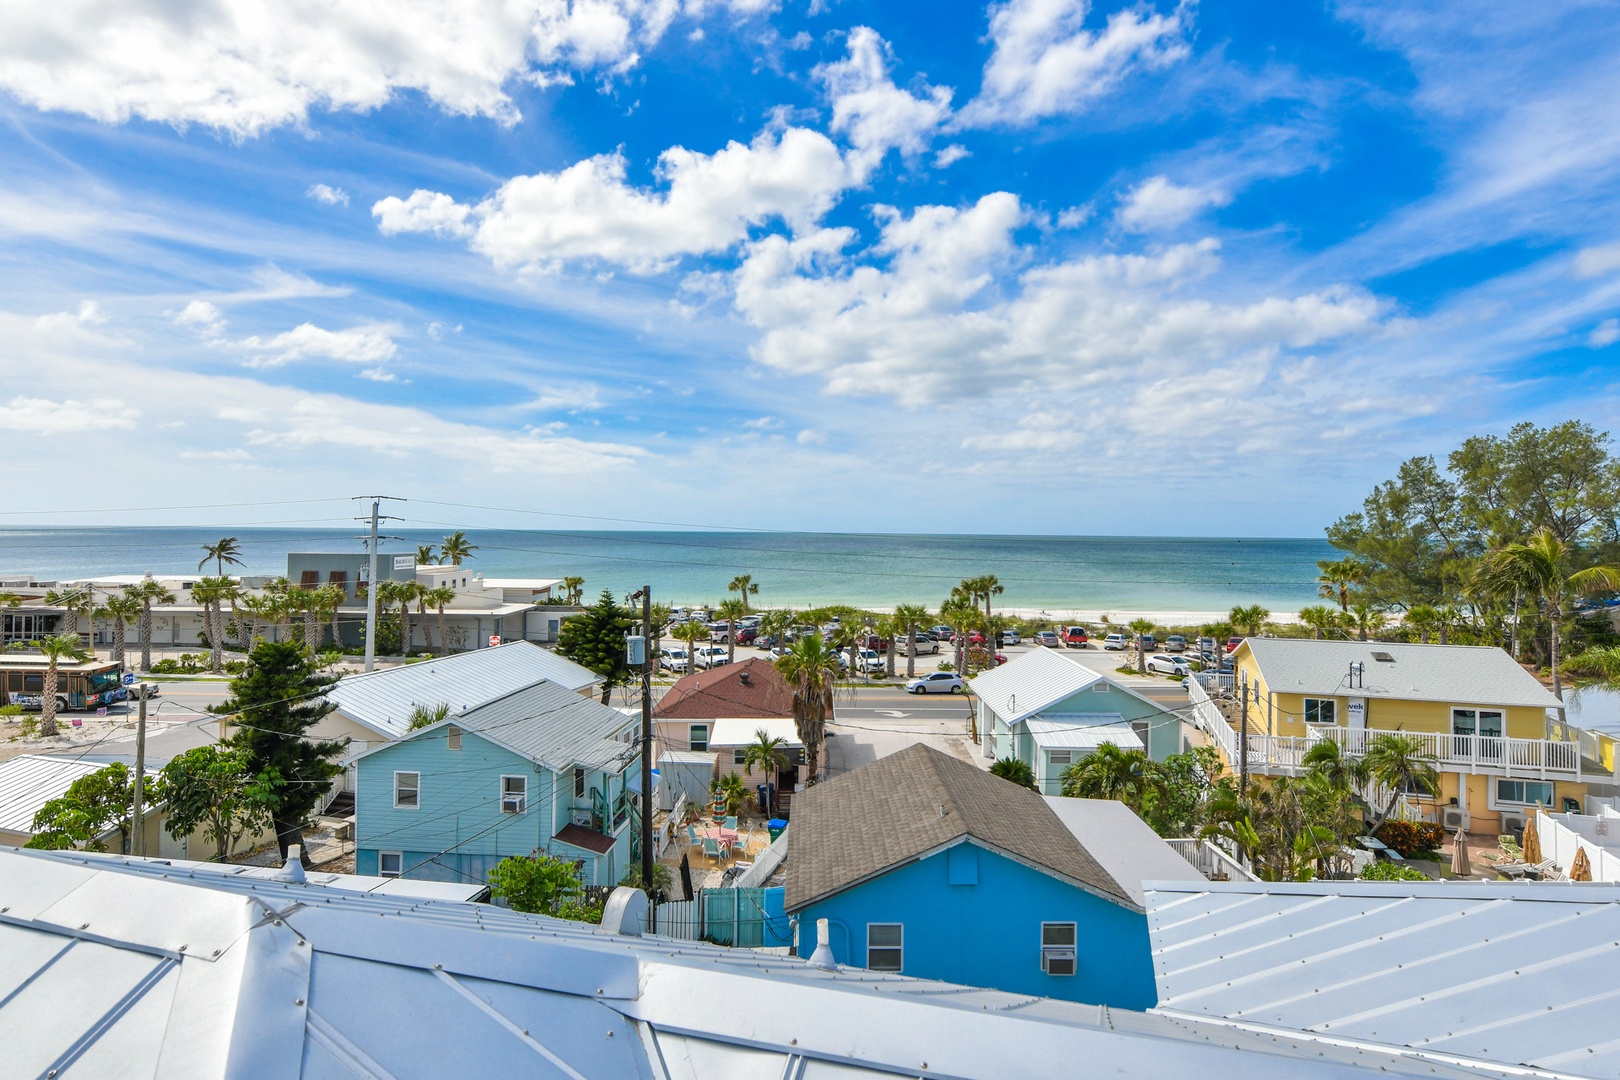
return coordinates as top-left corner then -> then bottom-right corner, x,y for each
895,634 -> 940,655
1102,633 -> 1128,650
906,671 -> 966,694
1145,653 -> 1191,676
999,628 -> 1021,646
694,645 -> 730,669
856,648 -> 885,674
659,648 -> 690,673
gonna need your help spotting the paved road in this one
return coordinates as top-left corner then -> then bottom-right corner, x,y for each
825,685 -> 983,777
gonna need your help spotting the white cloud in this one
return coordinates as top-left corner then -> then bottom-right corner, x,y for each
933,144 -> 970,168
813,27 -> 953,177
1115,175 -> 1232,230
742,415 -> 779,429
0,395 -> 137,434
1575,242 -> 1620,279
796,428 -> 827,444
307,183 -> 350,206
239,322 -> 400,367
1593,318 -> 1620,348
1054,204 -> 1092,228
958,0 -> 1191,127
175,299 -> 226,335
0,0 -> 689,136
357,367 -> 398,382
377,127 -> 850,273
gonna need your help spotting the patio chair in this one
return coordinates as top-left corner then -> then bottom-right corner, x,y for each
701,837 -> 725,868
723,815 -> 739,831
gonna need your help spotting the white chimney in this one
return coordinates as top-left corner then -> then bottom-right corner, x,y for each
806,918 -> 838,970
272,845 -> 307,884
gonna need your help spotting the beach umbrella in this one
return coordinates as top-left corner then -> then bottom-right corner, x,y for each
1523,815 -> 1542,865
1451,827 -> 1471,878
1571,847 -> 1592,882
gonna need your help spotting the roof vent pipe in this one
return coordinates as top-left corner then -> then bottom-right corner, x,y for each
806,918 -> 838,970
272,845 -> 307,884
739,670 -> 751,685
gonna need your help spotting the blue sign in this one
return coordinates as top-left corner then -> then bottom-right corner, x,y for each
123,673 -> 136,685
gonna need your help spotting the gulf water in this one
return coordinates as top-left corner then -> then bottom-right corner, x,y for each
0,528 -> 1336,615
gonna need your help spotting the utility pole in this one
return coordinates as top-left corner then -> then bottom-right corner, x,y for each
636,585 -> 656,934
353,496 -> 405,672
131,683 -> 148,856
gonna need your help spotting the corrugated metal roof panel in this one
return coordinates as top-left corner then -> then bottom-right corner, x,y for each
968,647 -> 1100,723
452,679 -> 639,772
326,641 -> 600,738
1239,639 -> 1563,709
1148,879 -> 1620,1077
1026,717 -> 1140,749
0,754 -> 111,833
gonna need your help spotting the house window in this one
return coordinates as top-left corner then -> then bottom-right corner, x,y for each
689,725 -> 709,752
299,570 -> 320,589
1304,698 -> 1337,725
1497,779 -> 1554,806
1453,709 -> 1504,737
1041,922 -> 1077,975
867,924 -> 903,972
574,767 -> 586,799
393,772 -> 420,810
1048,749 -> 1072,766
378,852 -> 402,878
501,775 -> 527,814
329,571 -> 347,587
734,749 -> 747,765
446,725 -> 461,751
1092,683 -> 1108,693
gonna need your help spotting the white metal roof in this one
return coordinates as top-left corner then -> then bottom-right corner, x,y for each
1025,716 -> 1142,750
69,851 -> 488,901
1042,797 -> 1206,906
708,717 -> 802,747
0,755 -> 109,834
1147,879 -> 1620,1079
0,847 -> 1558,1080
325,641 -> 601,738
968,646 -> 1101,723
1238,639 -> 1564,709
658,750 -> 720,765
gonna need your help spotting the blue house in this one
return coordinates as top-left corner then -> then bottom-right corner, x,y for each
786,743 -> 1206,1009
971,647 -> 1188,793
352,680 -> 643,886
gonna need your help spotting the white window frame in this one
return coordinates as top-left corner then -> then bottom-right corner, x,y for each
1048,749 -> 1073,766
393,771 -> 420,810
689,724 -> 709,752
378,851 -> 402,878
500,774 -> 528,814
1494,778 -> 1554,808
1092,683 -> 1109,693
1303,698 -> 1337,726
866,923 -> 903,973
1041,922 -> 1077,976
733,748 -> 747,765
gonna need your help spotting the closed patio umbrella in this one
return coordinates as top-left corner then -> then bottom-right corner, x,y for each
1571,847 -> 1592,882
1451,828 -> 1472,877
1523,815 -> 1542,865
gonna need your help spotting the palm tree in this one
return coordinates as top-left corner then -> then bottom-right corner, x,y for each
1405,604 -> 1442,644
440,531 -> 477,566
716,598 -> 748,664
102,593 -> 136,667
1229,605 -> 1269,637
190,577 -> 235,673
1317,558 -> 1365,615
672,620 -> 708,674
33,633 -> 91,738
941,594 -> 979,673
198,537 -> 244,577
312,583 -> 346,649
44,586 -> 92,641
408,702 -> 452,730
960,575 -> 1005,634
1481,526 -> 1620,723
129,580 -> 176,672
775,634 -> 841,783
1302,738 -> 1369,792
1127,617 -> 1155,674
727,574 -> 760,613
420,585 -> 456,654
990,756 -> 1036,790
1349,601 -> 1386,642
741,728 -> 790,809
1059,744 -> 1151,808
561,577 -> 585,605
893,603 -> 931,679
1363,733 -> 1439,828
415,543 -> 438,567
1297,605 -> 1340,640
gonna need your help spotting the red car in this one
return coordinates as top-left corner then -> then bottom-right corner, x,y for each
1225,637 -> 1243,653
967,630 -> 986,646
1062,626 -> 1089,648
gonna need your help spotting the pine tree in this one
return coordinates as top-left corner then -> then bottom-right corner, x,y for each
556,589 -> 636,705
219,640 -> 347,862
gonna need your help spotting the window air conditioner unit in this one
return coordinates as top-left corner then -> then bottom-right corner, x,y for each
502,794 -> 526,814
1041,947 -> 1077,976
1499,810 -> 1527,836
1439,807 -> 1469,831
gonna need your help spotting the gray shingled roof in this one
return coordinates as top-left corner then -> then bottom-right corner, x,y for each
786,743 -> 1135,911
1239,639 -> 1563,709
453,680 -> 640,773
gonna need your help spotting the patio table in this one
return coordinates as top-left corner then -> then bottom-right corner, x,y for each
701,827 -> 739,845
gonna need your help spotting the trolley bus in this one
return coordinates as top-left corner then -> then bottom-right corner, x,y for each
1,657 -> 127,712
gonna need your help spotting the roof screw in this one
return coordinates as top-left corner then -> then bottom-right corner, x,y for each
607,1031 -> 615,1039
434,963 -> 442,970
212,950 -> 221,957
295,998 -> 304,1006
790,1039 -> 797,1046
597,988 -> 603,995
79,923 -> 89,930
178,944 -> 187,952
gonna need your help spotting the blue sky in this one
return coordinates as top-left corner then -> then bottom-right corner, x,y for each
2,0 -> 1619,537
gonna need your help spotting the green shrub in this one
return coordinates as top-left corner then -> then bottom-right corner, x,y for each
1359,860 -> 1430,881
1373,821 -> 1444,857
486,853 -> 582,914
555,899 -> 606,923
990,756 -> 1036,790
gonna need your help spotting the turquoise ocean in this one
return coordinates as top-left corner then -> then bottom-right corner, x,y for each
0,528 -> 1337,615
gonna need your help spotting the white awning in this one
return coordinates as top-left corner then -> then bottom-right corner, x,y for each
708,718 -> 802,748
1026,720 -> 1141,751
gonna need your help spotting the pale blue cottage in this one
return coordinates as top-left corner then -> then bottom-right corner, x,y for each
972,647 -> 1188,793
787,745 -> 1206,1009
353,680 -> 643,886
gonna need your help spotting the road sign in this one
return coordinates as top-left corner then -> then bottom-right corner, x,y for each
71,718 -> 83,728
488,635 -> 502,648
123,673 -> 136,685
393,555 -> 416,570
96,707 -> 108,717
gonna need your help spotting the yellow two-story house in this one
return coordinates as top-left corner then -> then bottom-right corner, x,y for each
1214,639 -> 1615,835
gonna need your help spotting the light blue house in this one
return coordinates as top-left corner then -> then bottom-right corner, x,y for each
972,647 -> 1187,793
352,680 -> 643,886
786,744 -> 1205,1009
